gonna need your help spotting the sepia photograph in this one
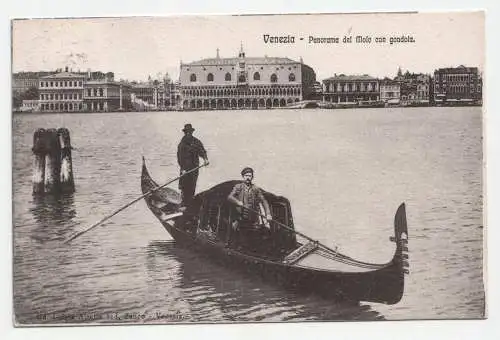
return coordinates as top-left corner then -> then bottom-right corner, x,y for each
11,11 -> 485,326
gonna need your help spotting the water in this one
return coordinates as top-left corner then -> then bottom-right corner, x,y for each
12,107 -> 484,324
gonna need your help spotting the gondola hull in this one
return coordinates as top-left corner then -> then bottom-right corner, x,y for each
141,160 -> 408,305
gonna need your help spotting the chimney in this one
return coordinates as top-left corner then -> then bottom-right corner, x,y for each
65,66 -> 69,72
87,68 -> 91,80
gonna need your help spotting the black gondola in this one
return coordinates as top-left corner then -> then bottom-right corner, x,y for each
141,159 -> 409,305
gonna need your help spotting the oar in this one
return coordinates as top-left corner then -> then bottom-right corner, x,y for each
64,163 -> 207,244
241,205 -> 339,255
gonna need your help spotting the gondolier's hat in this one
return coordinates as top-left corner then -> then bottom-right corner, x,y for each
182,124 -> 195,132
241,167 -> 254,176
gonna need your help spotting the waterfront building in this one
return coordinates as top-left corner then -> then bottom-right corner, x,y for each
379,79 -> 401,105
83,80 -> 132,112
20,99 -> 40,112
322,74 -> 380,104
433,65 -> 482,105
38,70 -> 85,112
131,83 -> 156,106
163,80 -> 181,109
310,81 -> 324,100
13,71 -> 54,93
395,71 -> 431,105
38,67 -> 131,112
179,46 -> 316,110
415,81 -> 430,104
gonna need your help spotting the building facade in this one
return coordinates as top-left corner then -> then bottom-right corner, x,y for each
179,47 -> 316,110
13,72 -> 53,93
38,71 -> 86,112
433,66 -> 482,104
415,81 -> 430,104
83,81 -> 132,112
20,100 -> 40,112
394,72 -> 431,105
380,79 -> 401,105
38,68 -> 131,112
322,75 -> 380,103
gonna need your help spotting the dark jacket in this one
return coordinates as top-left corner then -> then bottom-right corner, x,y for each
177,135 -> 208,171
228,182 -> 271,222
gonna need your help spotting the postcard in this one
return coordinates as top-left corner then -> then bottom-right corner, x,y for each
11,11 -> 485,325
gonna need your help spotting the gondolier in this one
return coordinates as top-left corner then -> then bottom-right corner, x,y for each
227,167 -> 272,247
177,123 -> 209,207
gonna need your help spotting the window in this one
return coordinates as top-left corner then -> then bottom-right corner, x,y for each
40,82 -> 44,87
87,89 -> 91,97
79,81 -> 82,86
270,74 -> 278,83
289,73 -> 296,82
99,88 -> 104,96
190,74 -> 197,82
253,72 -> 260,81
225,72 -> 231,81
238,75 -> 246,82
207,73 -> 214,82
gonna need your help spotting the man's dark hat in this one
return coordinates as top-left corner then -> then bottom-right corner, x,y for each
182,124 -> 195,132
241,167 -> 254,176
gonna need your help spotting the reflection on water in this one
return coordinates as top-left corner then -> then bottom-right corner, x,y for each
13,108 -> 484,322
29,193 -> 77,243
146,241 -> 384,322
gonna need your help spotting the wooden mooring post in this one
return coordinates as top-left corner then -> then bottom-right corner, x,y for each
32,128 -> 46,194
32,128 -> 75,195
58,128 -> 75,193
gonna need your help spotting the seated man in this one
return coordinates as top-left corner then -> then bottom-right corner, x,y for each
227,167 -> 272,249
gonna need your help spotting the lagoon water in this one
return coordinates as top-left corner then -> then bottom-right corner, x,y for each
12,107 -> 484,323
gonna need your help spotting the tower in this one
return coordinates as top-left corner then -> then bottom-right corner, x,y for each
238,42 -> 245,58
237,43 -> 248,87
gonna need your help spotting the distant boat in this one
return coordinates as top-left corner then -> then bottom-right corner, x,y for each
141,158 -> 409,305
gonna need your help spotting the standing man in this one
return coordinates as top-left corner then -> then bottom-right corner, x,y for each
227,167 -> 272,247
177,123 -> 209,207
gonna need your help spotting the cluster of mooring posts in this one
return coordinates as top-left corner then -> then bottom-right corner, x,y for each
32,128 -> 75,194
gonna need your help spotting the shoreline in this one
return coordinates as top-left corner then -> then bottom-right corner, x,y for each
12,103 -> 483,114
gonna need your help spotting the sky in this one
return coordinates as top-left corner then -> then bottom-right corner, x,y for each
12,12 -> 484,83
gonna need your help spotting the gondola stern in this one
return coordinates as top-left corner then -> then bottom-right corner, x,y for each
394,202 -> 409,258
389,203 -> 409,250
385,202 -> 409,304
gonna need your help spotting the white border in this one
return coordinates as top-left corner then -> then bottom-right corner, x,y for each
2,1 -> 498,340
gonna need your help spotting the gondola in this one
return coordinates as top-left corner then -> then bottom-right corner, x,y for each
141,159 -> 409,305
